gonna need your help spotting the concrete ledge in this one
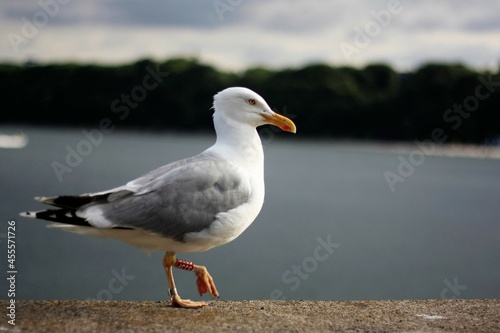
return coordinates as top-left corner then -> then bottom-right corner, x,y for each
2,299 -> 499,332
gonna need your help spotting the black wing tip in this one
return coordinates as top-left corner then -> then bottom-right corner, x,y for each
20,208 -> 92,227
35,194 -> 110,209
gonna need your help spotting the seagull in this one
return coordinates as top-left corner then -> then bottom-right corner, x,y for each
20,87 -> 296,308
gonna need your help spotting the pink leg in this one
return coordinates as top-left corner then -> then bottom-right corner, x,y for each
162,252 -> 218,308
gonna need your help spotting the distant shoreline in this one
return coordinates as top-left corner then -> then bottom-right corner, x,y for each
337,141 -> 500,160
2,124 -> 500,159
1,60 -> 499,144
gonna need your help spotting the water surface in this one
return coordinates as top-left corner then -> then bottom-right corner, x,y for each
1,127 -> 499,301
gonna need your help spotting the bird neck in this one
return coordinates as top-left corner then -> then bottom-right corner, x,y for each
210,112 -> 264,168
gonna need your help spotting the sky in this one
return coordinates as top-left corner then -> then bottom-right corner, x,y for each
1,0 -> 499,71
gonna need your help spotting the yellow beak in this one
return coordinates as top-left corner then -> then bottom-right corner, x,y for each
262,113 -> 297,133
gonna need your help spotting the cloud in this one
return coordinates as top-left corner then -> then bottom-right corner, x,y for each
0,0 -> 499,71
98,0 -> 222,27
464,15 -> 500,32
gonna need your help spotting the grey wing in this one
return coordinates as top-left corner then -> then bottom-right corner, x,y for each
98,153 -> 250,241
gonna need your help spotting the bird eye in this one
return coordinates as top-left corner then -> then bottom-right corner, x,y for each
248,99 -> 256,105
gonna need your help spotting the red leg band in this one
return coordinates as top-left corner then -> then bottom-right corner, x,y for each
175,259 -> 194,271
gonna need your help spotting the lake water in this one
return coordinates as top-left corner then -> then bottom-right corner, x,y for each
1,126 -> 499,301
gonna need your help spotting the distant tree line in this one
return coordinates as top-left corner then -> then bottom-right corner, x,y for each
1,58 -> 499,144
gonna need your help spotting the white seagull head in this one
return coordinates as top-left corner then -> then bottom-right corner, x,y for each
213,87 -> 296,133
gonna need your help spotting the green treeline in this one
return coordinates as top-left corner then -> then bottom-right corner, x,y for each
1,58 -> 499,143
